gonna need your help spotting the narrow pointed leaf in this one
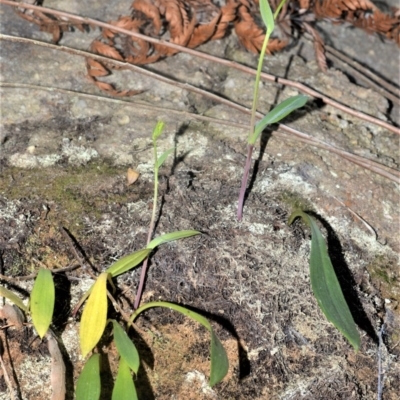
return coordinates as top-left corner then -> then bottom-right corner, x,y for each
30,268 -> 55,338
112,357 -> 138,400
147,230 -> 201,250
131,301 -> 228,387
288,210 -> 360,351
273,0 -> 288,20
156,147 -> 174,168
152,121 -> 165,141
250,95 -> 308,144
111,320 -> 140,374
106,249 -> 152,277
76,354 -> 101,400
80,273 -> 109,358
0,286 -> 28,312
259,0 -> 275,33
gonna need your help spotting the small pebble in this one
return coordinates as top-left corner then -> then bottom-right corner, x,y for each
26,145 -> 36,154
117,115 -> 130,125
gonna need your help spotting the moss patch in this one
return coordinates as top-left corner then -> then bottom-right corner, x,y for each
0,160 -> 130,230
367,255 -> 399,303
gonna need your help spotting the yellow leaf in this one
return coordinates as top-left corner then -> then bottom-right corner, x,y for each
80,273 -> 109,358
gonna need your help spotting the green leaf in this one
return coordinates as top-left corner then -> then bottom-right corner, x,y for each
131,301 -> 229,387
0,286 -> 28,312
147,230 -> 201,250
156,147 -> 174,169
30,268 -> 55,338
112,357 -> 138,400
76,354 -> 101,400
111,320 -> 140,374
259,0 -> 275,34
288,210 -> 360,351
250,95 -> 308,144
152,121 -> 165,142
80,273 -> 109,358
106,249 -> 152,277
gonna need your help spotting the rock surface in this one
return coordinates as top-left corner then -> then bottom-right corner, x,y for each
0,1 -> 399,399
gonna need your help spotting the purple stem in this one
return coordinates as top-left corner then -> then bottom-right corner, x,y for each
134,257 -> 149,310
237,144 -> 254,221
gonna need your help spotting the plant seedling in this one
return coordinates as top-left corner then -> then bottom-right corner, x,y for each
237,0 -> 308,220
0,267 -> 55,338
75,122 -> 229,397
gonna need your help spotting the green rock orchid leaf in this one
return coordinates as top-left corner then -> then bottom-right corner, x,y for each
30,268 -> 55,338
106,248 -> 152,278
0,285 -> 28,313
288,210 -> 360,351
110,320 -> 140,374
76,354 -> 101,400
147,230 -> 201,250
112,357 -> 138,400
130,301 -> 228,387
80,273 -> 109,358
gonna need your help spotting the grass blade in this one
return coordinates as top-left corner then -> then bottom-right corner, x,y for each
289,210 -> 360,350
106,249 -> 152,277
112,357 -> 138,400
131,301 -> 229,387
152,121 -> 165,141
0,286 -> 28,312
259,0 -> 275,34
110,320 -> 140,374
30,268 -> 55,338
273,0 -> 288,19
156,147 -> 174,168
250,95 -> 308,144
147,230 -> 201,250
80,273 -> 109,358
76,354 -> 101,400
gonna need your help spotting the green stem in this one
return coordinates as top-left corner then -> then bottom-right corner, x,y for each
148,141 -> 159,244
248,33 -> 270,144
238,30 -> 271,220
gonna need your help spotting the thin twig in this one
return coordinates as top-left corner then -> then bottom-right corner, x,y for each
325,45 -> 400,98
331,195 -> 377,238
60,226 -> 98,279
325,47 -> 400,106
0,331 -> 19,400
106,291 -> 132,326
106,290 -> 145,337
0,82 -> 249,130
0,264 -> 80,282
0,2 -> 398,134
377,324 -> 385,400
0,345 -> 16,400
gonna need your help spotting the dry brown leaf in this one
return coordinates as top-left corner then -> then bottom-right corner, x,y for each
303,21 -> 327,71
14,0 -> 400,93
0,304 -> 25,329
127,168 -> 140,185
46,331 -> 66,400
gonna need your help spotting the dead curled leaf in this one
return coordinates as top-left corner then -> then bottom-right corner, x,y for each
46,331 -> 66,400
15,0 -> 400,95
0,304 -> 25,329
127,168 -> 140,185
